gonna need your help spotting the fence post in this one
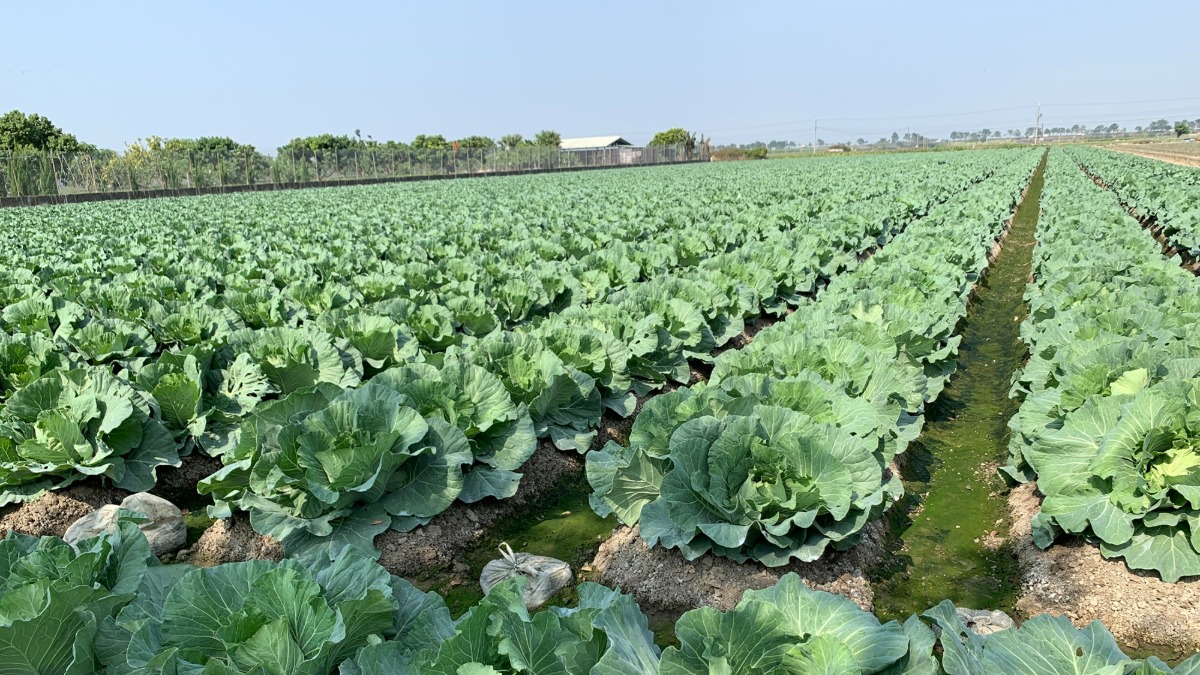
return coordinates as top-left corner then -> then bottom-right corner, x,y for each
50,152 -> 61,193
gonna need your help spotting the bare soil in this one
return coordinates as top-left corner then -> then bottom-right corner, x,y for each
1009,483 -> 1200,658
1109,147 -> 1200,169
176,514 -> 283,565
590,519 -> 887,614
376,441 -> 583,577
0,484 -> 127,539
153,454 -> 224,507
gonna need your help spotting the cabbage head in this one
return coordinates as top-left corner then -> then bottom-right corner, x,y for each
0,367 -> 179,504
199,383 -> 471,558
638,405 -> 898,566
1027,377 -> 1200,581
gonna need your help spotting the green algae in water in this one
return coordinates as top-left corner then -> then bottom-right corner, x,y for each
182,510 -> 215,549
874,154 -> 1046,621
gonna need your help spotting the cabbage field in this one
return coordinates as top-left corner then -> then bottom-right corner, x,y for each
2,147 -> 1200,673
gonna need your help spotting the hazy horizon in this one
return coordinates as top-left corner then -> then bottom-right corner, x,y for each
5,0 -> 1198,151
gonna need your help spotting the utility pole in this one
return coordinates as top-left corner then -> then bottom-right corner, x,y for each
1035,103 -> 1043,144
812,119 -> 817,155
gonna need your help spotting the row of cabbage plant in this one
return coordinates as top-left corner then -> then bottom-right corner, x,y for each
1003,150 -> 1200,582
1064,145 -> 1200,260
585,149 -> 1043,566
4,522 -> 1195,674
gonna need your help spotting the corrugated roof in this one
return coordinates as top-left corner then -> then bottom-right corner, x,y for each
559,135 -> 631,149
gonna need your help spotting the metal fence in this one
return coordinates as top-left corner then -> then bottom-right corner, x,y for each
0,144 -> 704,199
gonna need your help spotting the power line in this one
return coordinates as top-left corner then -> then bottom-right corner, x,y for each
819,105 -> 1033,122
1042,95 -> 1200,108
678,105 -> 1036,135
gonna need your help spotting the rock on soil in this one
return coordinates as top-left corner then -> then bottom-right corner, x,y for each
590,519 -> 888,615
0,484 -> 128,539
64,493 -> 187,556
376,442 -> 582,577
1010,482 -> 1200,657
177,514 -> 282,566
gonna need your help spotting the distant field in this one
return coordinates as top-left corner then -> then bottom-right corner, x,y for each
1107,140 -> 1200,167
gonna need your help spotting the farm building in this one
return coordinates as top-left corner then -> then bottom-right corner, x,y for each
558,135 -> 634,150
560,135 -> 642,165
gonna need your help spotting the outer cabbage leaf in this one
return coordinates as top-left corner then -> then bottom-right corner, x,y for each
636,406 -> 896,566
0,367 -> 180,503
371,362 -> 536,502
197,384 -> 472,557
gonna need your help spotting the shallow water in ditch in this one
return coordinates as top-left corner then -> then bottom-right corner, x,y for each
872,154 -> 1045,621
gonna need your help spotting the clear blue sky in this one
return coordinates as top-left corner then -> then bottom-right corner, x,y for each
4,0 -> 1198,151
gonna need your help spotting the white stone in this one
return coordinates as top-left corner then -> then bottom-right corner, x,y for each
63,493 -> 186,557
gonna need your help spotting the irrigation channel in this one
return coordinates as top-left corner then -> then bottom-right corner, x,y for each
407,156 -> 1051,634
873,152 -> 1046,620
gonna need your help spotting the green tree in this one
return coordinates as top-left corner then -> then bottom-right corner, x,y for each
499,134 -> 526,149
534,130 -> 561,147
1147,118 -> 1172,133
411,134 -> 450,150
456,135 -> 495,149
648,128 -> 693,146
192,137 -> 234,154
0,110 -> 92,152
277,134 -> 359,155
1175,121 -> 1191,137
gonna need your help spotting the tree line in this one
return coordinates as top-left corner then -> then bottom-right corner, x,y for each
0,111 -> 706,196
1,110 -> 702,158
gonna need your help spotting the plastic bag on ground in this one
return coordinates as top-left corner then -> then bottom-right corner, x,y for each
480,542 -> 573,609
